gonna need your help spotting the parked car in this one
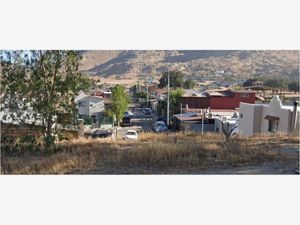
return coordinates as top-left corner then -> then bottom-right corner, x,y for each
124,111 -> 133,118
121,117 -> 131,126
143,108 -> 152,115
156,116 -> 167,124
92,129 -> 113,138
124,130 -> 138,140
153,121 -> 168,132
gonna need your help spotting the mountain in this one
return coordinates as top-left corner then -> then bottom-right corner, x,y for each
79,50 -> 299,82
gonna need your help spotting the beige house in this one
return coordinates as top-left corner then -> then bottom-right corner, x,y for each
238,96 -> 299,136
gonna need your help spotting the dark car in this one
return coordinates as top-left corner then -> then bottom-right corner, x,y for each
121,117 -> 131,126
143,108 -> 152,115
92,129 -> 113,138
156,116 -> 167,124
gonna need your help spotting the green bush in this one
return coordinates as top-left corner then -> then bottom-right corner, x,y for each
84,117 -> 93,125
136,92 -> 147,98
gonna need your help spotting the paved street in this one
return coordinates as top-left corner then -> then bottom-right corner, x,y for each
116,107 -> 156,139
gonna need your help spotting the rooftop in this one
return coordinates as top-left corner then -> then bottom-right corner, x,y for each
210,109 -> 239,113
174,116 -> 203,121
182,89 -> 255,98
231,90 -> 256,93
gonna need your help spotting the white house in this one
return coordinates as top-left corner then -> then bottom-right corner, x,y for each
238,96 -> 299,136
75,92 -> 105,118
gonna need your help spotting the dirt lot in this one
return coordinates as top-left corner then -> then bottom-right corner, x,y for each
1,133 -> 299,175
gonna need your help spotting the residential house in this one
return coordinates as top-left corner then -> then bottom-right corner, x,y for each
75,92 -> 105,127
252,81 -> 264,88
172,112 -> 215,133
208,109 -> 239,133
238,96 -> 299,136
89,90 -> 112,98
181,89 -> 256,110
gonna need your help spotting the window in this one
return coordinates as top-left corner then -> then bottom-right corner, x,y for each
78,101 -> 86,107
240,113 -> 243,118
268,120 -> 279,132
240,93 -> 249,98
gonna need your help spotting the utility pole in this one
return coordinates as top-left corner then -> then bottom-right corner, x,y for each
202,108 -> 205,134
167,69 -> 170,126
180,103 -> 182,117
146,81 -> 149,107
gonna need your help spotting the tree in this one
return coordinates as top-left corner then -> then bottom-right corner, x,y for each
184,79 -> 196,89
0,50 -> 91,149
288,81 -> 299,93
169,88 -> 184,115
242,79 -> 256,87
264,79 -> 287,89
221,122 -> 238,141
80,75 -> 93,92
136,92 -> 147,99
157,88 -> 184,117
158,70 -> 184,88
109,85 -> 130,126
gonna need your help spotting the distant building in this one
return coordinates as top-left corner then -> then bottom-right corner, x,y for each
89,90 -> 112,98
75,92 -> 105,126
251,81 -> 264,88
181,89 -> 256,110
238,96 -> 299,136
172,112 -> 215,133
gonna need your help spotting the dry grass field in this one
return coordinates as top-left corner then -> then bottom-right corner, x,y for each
1,133 -> 299,174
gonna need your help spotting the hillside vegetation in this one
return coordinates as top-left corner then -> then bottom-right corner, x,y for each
79,50 -> 299,82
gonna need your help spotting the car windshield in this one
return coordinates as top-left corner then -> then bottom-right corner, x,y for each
95,130 -> 109,134
156,122 -> 165,126
127,132 -> 136,135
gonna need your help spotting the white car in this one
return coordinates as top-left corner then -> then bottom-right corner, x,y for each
153,121 -> 168,132
124,130 -> 138,140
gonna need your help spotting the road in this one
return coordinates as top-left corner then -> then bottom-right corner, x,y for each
116,107 -> 156,139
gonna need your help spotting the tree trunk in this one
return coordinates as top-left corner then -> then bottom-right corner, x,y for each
44,117 -> 54,150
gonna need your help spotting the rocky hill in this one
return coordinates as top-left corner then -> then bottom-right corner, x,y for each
79,50 -> 299,82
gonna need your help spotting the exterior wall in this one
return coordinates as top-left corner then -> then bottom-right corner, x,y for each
181,97 -> 210,109
1,123 -> 78,139
78,102 -> 90,116
78,97 -> 104,117
181,92 -> 255,110
295,114 -> 300,135
210,93 -> 255,109
180,122 -> 215,133
90,101 -> 105,116
1,123 -> 44,138
239,97 -> 299,136
238,103 -> 257,136
252,105 -> 263,134
260,105 -> 292,134
210,97 -> 239,109
190,123 -> 215,132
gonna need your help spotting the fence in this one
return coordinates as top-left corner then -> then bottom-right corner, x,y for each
1,123 -> 79,140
